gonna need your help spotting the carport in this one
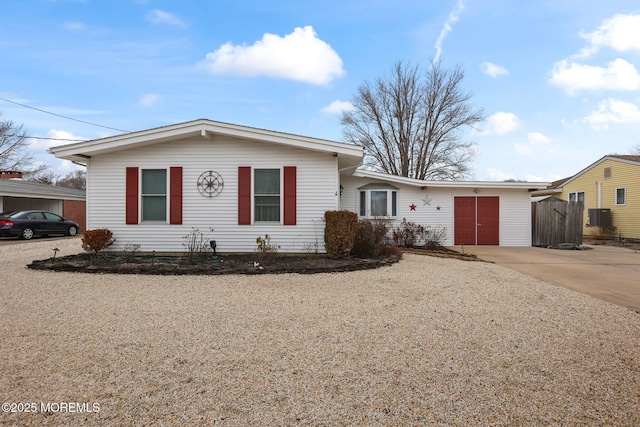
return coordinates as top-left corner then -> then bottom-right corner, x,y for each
461,245 -> 640,312
0,177 -> 86,231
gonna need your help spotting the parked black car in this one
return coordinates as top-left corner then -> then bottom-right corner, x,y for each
0,210 -> 80,240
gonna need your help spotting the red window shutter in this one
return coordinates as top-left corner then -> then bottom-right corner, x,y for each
169,167 -> 183,224
125,167 -> 139,224
283,166 -> 297,225
238,166 -> 251,225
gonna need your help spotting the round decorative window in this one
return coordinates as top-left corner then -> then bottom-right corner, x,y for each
197,171 -> 224,197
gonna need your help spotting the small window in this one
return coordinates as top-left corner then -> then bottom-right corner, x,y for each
358,185 -> 399,218
616,188 -> 626,206
142,169 -> 167,221
254,169 -> 280,222
568,191 -> 585,204
604,167 -> 612,179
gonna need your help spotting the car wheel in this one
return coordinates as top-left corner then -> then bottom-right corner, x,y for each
68,226 -> 78,237
21,227 -> 34,240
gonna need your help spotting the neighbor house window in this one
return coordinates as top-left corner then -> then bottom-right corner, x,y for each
568,191 -> 585,204
254,169 -> 280,222
358,184 -> 398,218
141,169 -> 167,221
616,187 -> 626,206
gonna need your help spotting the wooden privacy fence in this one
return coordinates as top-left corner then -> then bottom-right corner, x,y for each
532,198 -> 583,247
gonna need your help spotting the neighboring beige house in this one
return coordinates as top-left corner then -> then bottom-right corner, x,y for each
534,155 -> 640,239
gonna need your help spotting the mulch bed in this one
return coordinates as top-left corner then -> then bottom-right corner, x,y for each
27,252 -> 400,275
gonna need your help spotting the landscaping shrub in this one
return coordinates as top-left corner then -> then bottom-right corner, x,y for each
81,229 -> 115,258
351,219 -> 389,257
255,234 -> 280,265
392,218 -> 425,248
324,210 -> 358,259
423,225 -> 448,249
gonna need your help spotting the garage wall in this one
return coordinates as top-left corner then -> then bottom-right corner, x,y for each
1,197 -> 63,214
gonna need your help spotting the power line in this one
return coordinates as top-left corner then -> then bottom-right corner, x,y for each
0,97 -> 130,133
4,134 -> 87,142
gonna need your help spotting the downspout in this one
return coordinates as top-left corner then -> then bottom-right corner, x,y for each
596,181 -> 602,209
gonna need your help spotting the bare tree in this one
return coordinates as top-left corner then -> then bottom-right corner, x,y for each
56,169 -> 86,190
631,144 -> 640,155
341,61 -> 484,180
0,113 -> 48,176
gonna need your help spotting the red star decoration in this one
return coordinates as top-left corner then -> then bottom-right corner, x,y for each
409,203 -> 417,211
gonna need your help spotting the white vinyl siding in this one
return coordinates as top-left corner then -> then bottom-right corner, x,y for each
340,175 -> 533,246
86,136 -> 336,253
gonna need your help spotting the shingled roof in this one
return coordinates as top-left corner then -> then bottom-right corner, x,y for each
0,179 -> 85,200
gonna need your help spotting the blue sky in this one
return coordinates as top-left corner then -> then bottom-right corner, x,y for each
1,0 -> 640,181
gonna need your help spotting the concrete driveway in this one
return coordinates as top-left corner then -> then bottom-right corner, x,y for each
461,245 -> 640,313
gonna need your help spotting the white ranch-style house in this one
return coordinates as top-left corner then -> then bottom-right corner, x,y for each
50,119 -> 547,253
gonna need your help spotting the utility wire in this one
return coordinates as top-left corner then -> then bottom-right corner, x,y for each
4,134 -> 87,142
0,96 -> 130,133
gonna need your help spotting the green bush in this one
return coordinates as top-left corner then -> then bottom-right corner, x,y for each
81,229 -> 115,258
324,210 -> 358,259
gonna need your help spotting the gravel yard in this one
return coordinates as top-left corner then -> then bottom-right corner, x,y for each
1,238 -> 639,426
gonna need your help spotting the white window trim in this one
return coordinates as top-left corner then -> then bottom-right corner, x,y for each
615,187 -> 626,206
568,191 -> 585,206
357,188 -> 398,219
252,167 -> 283,224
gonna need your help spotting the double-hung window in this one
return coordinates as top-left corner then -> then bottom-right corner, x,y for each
615,187 -> 626,206
358,184 -> 398,218
254,169 -> 280,222
141,169 -> 167,221
568,191 -> 585,204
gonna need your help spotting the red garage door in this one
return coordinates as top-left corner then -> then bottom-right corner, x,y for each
454,196 -> 499,245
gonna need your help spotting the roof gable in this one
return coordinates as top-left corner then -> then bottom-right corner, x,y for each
557,155 -> 640,188
49,119 -> 364,170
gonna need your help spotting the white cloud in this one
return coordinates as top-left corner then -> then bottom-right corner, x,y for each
583,98 -> 640,130
480,62 -> 509,78
64,21 -> 86,31
146,9 -> 187,28
29,129 -> 87,151
139,93 -> 160,108
515,132 -> 552,156
480,112 -> 519,135
199,26 -> 344,85
528,132 -> 550,145
485,168 -> 514,181
578,13 -> 640,57
550,58 -> 640,94
321,100 -> 354,114
433,0 -> 465,63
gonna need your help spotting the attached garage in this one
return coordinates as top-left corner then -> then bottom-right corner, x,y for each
343,170 -> 546,247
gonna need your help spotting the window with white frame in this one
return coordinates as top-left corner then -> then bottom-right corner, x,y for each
616,187 -> 626,206
141,169 -> 167,221
254,169 -> 280,222
358,184 -> 398,218
568,191 -> 585,205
